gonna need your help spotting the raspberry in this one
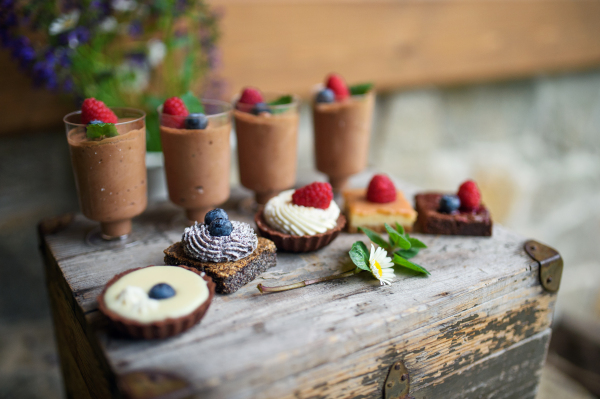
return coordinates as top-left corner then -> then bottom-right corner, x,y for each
325,73 -> 350,101
292,182 -> 333,209
163,97 -> 189,116
457,180 -> 481,211
239,87 -> 264,105
366,174 -> 397,203
81,98 -> 118,124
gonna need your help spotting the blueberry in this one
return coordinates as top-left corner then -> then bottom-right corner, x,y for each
251,102 -> 271,115
88,120 -> 103,125
148,283 -> 176,300
208,218 -> 233,237
438,195 -> 461,214
184,113 -> 208,130
204,208 -> 229,225
316,88 -> 335,103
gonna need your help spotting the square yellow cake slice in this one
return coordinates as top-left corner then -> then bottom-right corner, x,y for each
342,188 -> 417,233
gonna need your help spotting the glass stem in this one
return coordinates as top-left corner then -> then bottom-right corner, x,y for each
257,269 -> 360,293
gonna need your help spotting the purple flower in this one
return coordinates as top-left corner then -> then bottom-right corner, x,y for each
55,48 -> 72,67
11,36 -> 35,67
32,61 -> 59,90
1,11 -> 17,27
126,52 -> 146,66
75,27 -> 89,43
62,77 -> 75,93
129,20 -> 143,37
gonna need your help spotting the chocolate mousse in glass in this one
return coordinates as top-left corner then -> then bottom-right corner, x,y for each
233,90 -> 300,206
64,108 -> 147,242
159,99 -> 232,223
312,74 -> 375,193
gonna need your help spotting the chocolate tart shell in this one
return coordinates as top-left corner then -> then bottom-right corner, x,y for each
97,265 -> 216,340
254,210 -> 346,252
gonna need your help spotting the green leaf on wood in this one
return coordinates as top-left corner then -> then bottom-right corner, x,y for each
349,83 -> 373,96
393,254 -> 431,275
384,223 -> 411,250
408,237 -> 427,249
395,248 -> 420,260
349,241 -> 370,271
358,227 -> 390,249
395,222 -> 405,236
180,91 -> 205,114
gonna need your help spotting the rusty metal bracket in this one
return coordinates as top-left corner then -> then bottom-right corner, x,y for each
384,360 -> 414,399
524,240 -> 563,293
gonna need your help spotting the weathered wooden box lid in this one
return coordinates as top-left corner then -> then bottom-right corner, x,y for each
40,181 -> 559,399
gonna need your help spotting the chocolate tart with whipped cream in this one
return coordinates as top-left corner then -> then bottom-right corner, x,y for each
254,188 -> 346,252
98,265 -> 215,339
164,209 -> 277,294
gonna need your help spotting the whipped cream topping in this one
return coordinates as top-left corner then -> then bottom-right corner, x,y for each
182,221 -> 258,262
114,286 -> 159,315
264,189 -> 340,236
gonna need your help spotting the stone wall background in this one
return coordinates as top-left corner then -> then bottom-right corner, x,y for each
1,70 -> 599,398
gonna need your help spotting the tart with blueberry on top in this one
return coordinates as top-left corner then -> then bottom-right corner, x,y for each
413,180 -> 492,236
164,209 -> 277,294
254,182 -> 346,252
97,265 -> 215,339
342,174 -> 417,233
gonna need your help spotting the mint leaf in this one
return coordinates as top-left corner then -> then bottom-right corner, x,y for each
180,91 -> 205,114
393,254 -> 430,275
268,95 -> 293,106
385,223 -> 410,250
86,123 -> 118,140
349,83 -> 373,96
395,248 -> 420,260
358,227 -> 390,250
349,241 -> 370,271
395,222 -> 405,236
408,237 -> 427,249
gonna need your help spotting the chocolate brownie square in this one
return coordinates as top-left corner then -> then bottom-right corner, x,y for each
414,193 -> 492,236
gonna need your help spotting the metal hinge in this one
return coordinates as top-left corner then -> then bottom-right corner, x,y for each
384,360 -> 414,399
524,240 -> 563,293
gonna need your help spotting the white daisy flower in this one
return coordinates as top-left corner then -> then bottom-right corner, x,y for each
147,39 -> 166,67
369,244 -> 395,285
98,17 -> 118,33
49,10 -> 80,36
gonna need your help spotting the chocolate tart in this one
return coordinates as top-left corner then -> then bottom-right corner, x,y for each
164,237 -> 277,294
414,193 -> 492,236
97,265 -> 215,340
254,210 -> 346,252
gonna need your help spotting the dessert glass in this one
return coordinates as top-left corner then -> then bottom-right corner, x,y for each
64,108 -> 147,243
159,99 -> 232,224
312,89 -> 375,192
233,93 -> 300,206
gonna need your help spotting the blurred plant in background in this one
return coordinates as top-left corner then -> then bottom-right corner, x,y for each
0,0 -> 222,151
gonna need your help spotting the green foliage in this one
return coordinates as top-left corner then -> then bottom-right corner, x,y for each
86,123 -> 118,140
349,83 -> 374,96
356,223 -> 430,275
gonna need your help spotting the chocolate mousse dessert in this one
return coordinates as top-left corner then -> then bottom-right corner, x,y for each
64,99 -> 147,239
414,180 -> 493,236
164,208 -> 277,293
254,182 -> 346,252
159,95 -> 232,223
233,87 -> 299,205
312,74 -> 375,192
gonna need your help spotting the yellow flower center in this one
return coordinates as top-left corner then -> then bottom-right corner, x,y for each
373,260 -> 383,277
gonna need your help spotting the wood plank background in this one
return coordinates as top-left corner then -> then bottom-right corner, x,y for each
2,0 -> 600,134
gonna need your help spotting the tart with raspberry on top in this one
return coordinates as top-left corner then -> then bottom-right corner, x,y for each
255,182 -> 346,252
342,174 -> 417,234
413,180 -> 492,236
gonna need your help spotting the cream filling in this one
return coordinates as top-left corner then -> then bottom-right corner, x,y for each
104,266 -> 209,323
264,189 -> 340,236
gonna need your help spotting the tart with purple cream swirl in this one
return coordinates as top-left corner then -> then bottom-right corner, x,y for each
164,208 -> 277,294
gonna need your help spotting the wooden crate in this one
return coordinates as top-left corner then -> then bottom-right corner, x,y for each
38,181 -> 560,399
